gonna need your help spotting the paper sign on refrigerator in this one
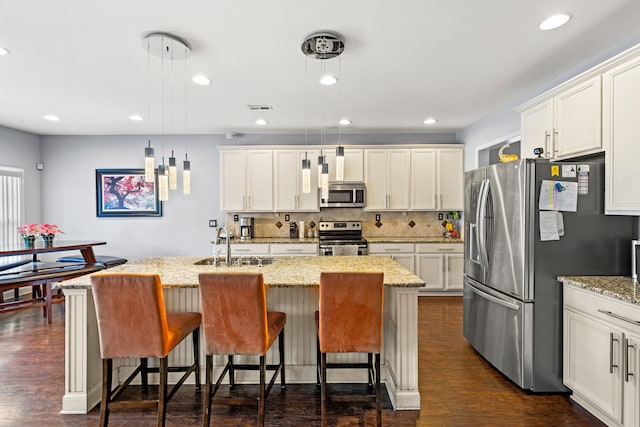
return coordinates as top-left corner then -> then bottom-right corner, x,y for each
538,180 -> 578,212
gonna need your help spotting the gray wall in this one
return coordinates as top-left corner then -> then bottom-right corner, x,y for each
0,125 -> 42,225
39,133 -> 456,261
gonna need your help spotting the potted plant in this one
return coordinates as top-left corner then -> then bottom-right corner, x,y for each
17,223 -> 39,247
39,223 -> 64,245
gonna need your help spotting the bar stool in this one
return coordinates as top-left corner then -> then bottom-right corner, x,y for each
316,271 -> 384,427
91,273 -> 201,427
198,272 -> 286,427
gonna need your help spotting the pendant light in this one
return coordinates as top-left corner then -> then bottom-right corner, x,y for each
183,153 -> 191,195
335,145 -> 344,181
321,162 -> 329,200
168,150 -> 177,189
301,57 -> 311,194
317,150 -> 325,189
144,140 -> 155,182
158,158 -> 169,201
302,155 -> 311,194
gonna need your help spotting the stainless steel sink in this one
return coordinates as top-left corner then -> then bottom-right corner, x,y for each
194,257 -> 276,266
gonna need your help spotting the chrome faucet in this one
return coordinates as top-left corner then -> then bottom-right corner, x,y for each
216,225 -> 232,267
632,240 -> 640,282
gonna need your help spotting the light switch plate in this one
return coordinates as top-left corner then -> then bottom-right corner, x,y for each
208,220 -> 217,228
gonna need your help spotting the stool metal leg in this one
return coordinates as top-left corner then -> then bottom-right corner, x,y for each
279,328 -> 286,388
259,355 -> 266,427
228,355 -> 235,388
99,359 -> 112,427
321,352 -> 327,427
203,355 -> 213,427
192,328 -> 201,391
157,357 -> 168,427
375,353 -> 381,427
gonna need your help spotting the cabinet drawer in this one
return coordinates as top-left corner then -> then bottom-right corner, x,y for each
270,244 -> 318,256
564,285 -> 640,333
416,243 -> 463,253
368,243 -> 414,254
230,244 -> 270,256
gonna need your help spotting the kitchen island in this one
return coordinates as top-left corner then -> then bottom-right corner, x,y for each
59,255 -> 424,414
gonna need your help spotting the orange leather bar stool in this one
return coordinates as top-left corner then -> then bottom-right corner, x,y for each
316,271 -> 384,427
198,272 -> 286,427
91,273 -> 201,427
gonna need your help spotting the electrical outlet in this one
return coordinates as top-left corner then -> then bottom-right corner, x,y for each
233,214 -> 239,222
284,214 -> 290,221
438,213 -> 443,221
208,219 -> 217,228
375,214 -> 380,222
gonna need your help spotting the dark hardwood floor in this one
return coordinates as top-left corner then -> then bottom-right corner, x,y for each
0,296 -> 603,426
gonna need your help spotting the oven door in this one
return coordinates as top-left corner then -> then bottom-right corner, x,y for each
319,245 -> 367,256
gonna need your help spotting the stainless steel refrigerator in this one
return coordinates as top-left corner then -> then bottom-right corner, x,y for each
463,157 -> 633,392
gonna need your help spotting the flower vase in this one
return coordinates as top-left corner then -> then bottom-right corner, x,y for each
42,234 -> 55,246
23,236 -> 36,247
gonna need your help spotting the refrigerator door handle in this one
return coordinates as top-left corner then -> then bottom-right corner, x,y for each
477,178 -> 490,269
467,282 -> 520,311
469,223 -> 480,263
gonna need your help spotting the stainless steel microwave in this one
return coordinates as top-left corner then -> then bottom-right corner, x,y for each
320,182 -> 366,208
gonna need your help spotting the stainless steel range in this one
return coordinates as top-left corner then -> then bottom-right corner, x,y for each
318,221 -> 368,256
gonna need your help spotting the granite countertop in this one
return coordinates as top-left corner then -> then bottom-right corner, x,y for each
60,255 -> 425,289
229,237 -> 318,244
559,276 -> 640,305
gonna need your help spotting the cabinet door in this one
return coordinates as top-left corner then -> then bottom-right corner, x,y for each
445,254 -> 464,290
416,254 -> 444,290
273,150 -> 298,211
520,99 -> 553,159
437,148 -> 464,210
603,56 -> 640,215
324,147 -> 364,182
563,308 -> 623,424
624,333 -> 640,427
554,76 -> 602,160
410,148 -> 437,210
364,149 -> 389,210
392,253 -> 415,273
387,149 -> 410,210
220,150 -> 246,211
246,150 -> 273,211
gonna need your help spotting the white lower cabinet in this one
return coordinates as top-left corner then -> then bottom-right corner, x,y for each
415,243 -> 463,293
270,243 -> 318,256
230,243 -> 270,257
368,243 -> 415,273
563,285 -> 640,426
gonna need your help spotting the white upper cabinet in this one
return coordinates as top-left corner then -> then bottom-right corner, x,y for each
364,148 -> 410,210
437,148 -> 464,210
410,148 -> 437,210
603,55 -> 640,215
410,147 -> 463,211
220,149 -> 273,212
324,147 -> 364,182
273,149 -> 319,212
519,76 -> 602,160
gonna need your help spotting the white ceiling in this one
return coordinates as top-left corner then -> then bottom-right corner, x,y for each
1,0 -> 640,137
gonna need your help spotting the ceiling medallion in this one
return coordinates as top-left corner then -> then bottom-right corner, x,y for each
142,32 -> 191,60
301,31 -> 345,60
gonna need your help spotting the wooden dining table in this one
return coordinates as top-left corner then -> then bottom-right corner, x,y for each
0,240 -> 107,323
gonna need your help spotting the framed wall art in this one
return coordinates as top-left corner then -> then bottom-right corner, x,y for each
95,169 -> 162,217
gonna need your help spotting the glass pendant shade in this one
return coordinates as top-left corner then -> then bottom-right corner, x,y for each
183,156 -> 191,195
168,151 -> 177,190
144,141 -> 155,182
302,157 -> 311,194
321,162 -> 329,200
317,154 -> 325,188
335,146 -> 344,181
158,163 -> 169,201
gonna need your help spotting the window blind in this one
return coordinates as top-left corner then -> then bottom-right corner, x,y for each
0,167 -> 25,261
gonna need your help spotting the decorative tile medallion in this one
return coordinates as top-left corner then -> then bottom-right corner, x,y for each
375,221 -> 383,228
275,221 -> 283,228
408,220 -> 416,228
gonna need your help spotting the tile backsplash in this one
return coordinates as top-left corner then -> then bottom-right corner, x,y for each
225,209 -> 463,239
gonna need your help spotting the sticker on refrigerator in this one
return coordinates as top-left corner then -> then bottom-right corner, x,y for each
577,164 -> 590,195
539,180 -> 578,212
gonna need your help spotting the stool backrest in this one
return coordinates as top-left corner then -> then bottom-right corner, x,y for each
198,272 -> 268,355
319,271 -> 384,353
91,273 -> 169,359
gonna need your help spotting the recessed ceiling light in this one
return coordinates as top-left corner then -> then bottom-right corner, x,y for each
423,117 -> 437,125
539,13 -> 572,30
255,119 -> 267,126
192,75 -> 211,85
339,119 -> 352,125
129,114 -> 143,121
320,75 -> 338,86
0,47 -> 9,55
44,115 -> 60,122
